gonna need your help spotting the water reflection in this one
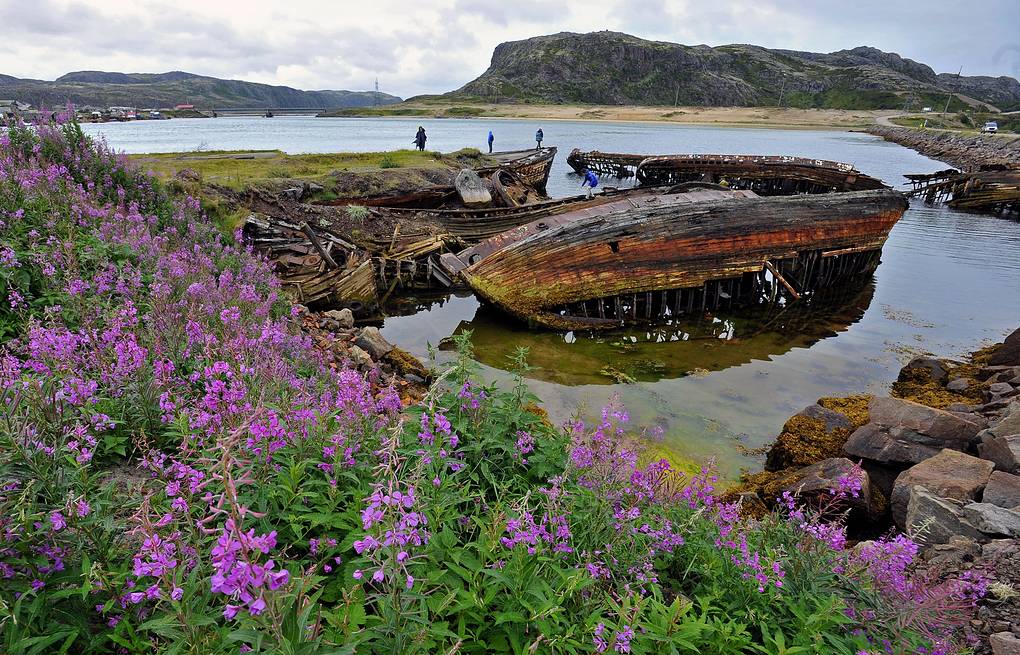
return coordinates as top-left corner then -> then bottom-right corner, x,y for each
383,280 -> 875,385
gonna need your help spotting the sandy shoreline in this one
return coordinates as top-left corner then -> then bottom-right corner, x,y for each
330,102 -> 900,131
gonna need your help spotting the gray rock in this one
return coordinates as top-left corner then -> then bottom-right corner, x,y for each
984,471 -> 1020,508
990,631 -> 1020,655
978,365 -> 1020,381
347,345 -> 373,369
988,402 -> 1020,438
776,457 -> 874,516
991,382 -> 1017,396
354,327 -> 394,359
403,373 -> 425,385
844,398 -> 985,465
324,308 -> 355,329
979,435 -> 1020,473
963,502 -> 1020,536
281,186 -> 304,201
902,356 -> 949,382
946,378 -> 970,392
988,326 -> 1020,366
905,486 -> 984,546
891,449 -> 995,528
798,403 -> 853,432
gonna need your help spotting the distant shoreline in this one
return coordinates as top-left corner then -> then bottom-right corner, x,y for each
317,102 -> 898,131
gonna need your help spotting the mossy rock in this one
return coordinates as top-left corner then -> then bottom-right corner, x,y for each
764,395 -> 871,471
890,359 -> 985,409
383,346 -> 431,381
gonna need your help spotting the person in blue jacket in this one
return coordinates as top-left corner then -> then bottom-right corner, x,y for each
487,130 -> 494,153
582,169 -> 599,198
535,128 -> 544,149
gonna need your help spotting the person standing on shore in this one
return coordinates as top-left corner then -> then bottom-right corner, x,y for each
487,130 -> 494,154
582,169 -> 599,198
414,126 -> 427,151
535,128 -> 544,149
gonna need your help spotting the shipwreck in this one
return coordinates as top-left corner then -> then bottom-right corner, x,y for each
440,186 -> 908,330
904,164 -> 1020,214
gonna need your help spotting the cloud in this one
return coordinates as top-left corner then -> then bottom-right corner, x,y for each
0,0 -> 1016,98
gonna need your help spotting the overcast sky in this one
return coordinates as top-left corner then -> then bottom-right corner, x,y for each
2,0 -> 1018,98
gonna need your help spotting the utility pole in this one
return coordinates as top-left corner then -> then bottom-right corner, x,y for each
374,78 -> 380,106
674,83 -> 680,107
777,76 -> 787,109
942,66 -> 962,116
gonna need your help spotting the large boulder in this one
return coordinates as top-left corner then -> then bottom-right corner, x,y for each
891,449 -> 995,528
984,471 -> 1020,509
988,326 -> 1020,366
354,327 -> 394,360
901,356 -> 949,382
905,486 -> 984,546
988,401 -> 1020,438
990,631 -> 1020,655
963,503 -> 1020,537
979,435 -> 1020,473
773,457 -> 875,517
844,397 -> 983,465
765,403 -> 854,471
324,308 -> 355,330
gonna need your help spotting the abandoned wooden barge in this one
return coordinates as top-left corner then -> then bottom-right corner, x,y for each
441,187 -> 908,330
904,164 -> 1020,214
567,150 -> 886,195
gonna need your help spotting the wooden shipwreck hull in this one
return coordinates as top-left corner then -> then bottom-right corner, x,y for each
568,149 -> 885,194
481,148 -> 557,192
905,165 -> 1020,214
448,188 -> 908,330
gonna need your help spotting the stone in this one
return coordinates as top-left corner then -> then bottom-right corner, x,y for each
988,402 -> 1020,439
947,402 -> 982,413
403,373 -> 425,385
963,503 -> 1020,537
775,457 -> 873,515
988,326 -> 1020,366
902,356 -> 949,382
891,449 -> 994,527
977,366 -> 1020,382
353,327 -> 393,359
905,486 -> 984,546
984,471 -> 1020,509
281,186 -> 304,201
990,631 -> 1020,655
347,345 -> 372,369
843,397 -> 984,465
324,308 -> 355,329
991,382 -> 1017,396
947,378 -> 971,392
979,435 -> 1020,473
764,403 -> 854,470
922,534 -> 980,568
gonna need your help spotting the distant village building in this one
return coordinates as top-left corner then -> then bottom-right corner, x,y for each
174,104 -> 195,110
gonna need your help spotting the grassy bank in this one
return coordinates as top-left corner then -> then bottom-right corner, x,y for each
320,100 -> 896,130
132,148 -> 494,191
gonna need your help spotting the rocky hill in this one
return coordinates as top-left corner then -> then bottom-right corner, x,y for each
449,32 -> 1020,110
0,70 -> 401,109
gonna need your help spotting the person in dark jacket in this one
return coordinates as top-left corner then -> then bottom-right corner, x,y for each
535,128 -> 544,149
414,126 -> 427,151
487,130 -> 494,153
582,169 -> 599,198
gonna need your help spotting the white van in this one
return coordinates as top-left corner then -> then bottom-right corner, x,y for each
982,121 -> 998,133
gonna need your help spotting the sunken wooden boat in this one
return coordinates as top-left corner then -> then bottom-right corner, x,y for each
371,186 -> 668,244
441,187 -> 908,330
567,149 -> 646,177
905,164 -> 1020,214
481,148 -> 557,193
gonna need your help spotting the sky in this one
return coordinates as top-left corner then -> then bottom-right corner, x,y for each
1,0 -> 1018,98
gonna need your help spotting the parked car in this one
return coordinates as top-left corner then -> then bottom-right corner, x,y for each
982,121 -> 998,133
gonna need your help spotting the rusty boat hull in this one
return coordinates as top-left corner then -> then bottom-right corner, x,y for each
451,188 -> 908,330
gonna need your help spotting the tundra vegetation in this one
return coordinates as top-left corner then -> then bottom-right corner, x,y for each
0,118 -> 987,654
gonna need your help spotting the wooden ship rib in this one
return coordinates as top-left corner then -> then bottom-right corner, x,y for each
441,187 -> 908,330
567,149 -> 885,195
904,164 -> 1020,214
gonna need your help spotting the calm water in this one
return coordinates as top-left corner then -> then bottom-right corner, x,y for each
84,117 -> 1020,478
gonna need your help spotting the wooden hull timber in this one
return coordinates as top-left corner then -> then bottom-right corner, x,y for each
450,188 -> 908,330
566,149 -> 886,195
480,147 -> 557,193
371,186 -> 669,245
906,166 -> 1020,214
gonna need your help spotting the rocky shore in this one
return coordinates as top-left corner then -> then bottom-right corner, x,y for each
737,327 -> 1020,653
867,125 -> 1020,171
295,305 -> 431,400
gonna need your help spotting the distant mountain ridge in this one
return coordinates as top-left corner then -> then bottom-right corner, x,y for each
0,71 -> 402,109
447,32 -> 1020,110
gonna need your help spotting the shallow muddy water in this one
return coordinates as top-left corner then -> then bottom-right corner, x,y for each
85,117 -> 1020,478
